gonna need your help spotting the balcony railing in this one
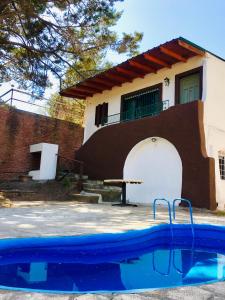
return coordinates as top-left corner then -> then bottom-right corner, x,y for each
105,100 -> 169,125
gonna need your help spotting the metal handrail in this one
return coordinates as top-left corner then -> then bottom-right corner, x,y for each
56,154 -> 84,181
153,198 -> 173,240
105,100 -> 170,125
152,198 -> 195,277
172,198 -> 194,237
153,198 -> 173,226
172,247 -> 195,275
152,248 -> 172,276
172,198 -> 195,275
0,88 -> 48,102
56,154 -> 84,191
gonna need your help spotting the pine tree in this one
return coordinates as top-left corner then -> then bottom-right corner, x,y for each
0,0 -> 143,96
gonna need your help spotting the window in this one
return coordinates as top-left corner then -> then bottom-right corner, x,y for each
175,67 -> 203,105
95,102 -> 108,127
219,154 -> 225,180
121,83 -> 162,122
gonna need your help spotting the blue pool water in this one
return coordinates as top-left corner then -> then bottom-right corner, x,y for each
0,224 -> 225,293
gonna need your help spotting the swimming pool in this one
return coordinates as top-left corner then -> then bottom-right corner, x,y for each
0,223 -> 225,293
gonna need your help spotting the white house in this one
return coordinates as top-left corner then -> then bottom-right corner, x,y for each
61,37 -> 225,210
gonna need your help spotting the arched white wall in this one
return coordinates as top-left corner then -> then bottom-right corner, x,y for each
123,137 -> 182,204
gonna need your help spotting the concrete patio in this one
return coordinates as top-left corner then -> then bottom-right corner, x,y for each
0,201 -> 225,299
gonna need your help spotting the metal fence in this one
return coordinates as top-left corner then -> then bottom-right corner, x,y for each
106,100 -> 170,125
0,88 -> 49,115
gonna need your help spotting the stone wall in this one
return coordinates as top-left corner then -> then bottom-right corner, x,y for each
0,107 -> 84,180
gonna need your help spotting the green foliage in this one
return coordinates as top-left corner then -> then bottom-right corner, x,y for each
0,0 -> 143,95
48,50 -> 113,125
48,94 -> 85,125
61,177 -> 72,188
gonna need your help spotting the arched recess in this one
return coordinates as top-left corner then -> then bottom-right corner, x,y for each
123,137 -> 182,204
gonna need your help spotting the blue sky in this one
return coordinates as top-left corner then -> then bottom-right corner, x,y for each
112,0 -> 225,63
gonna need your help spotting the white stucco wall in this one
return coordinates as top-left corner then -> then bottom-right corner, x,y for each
29,143 -> 59,180
204,54 -> 225,209
83,56 -> 204,142
83,50 -> 225,209
123,137 -> 182,205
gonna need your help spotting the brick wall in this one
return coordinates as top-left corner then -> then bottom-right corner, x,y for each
0,107 -> 84,180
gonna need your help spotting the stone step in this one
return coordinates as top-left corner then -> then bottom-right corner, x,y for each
18,175 -> 33,182
69,193 -> 99,204
83,182 -> 121,191
84,188 -> 121,203
85,180 -> 104,185
0,195 -> 13,207
57,172 -> 88,181
69,174 -> 89,180
0,190 -> 36,197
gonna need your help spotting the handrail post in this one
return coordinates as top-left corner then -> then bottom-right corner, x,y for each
153,198 -> 172,225
172,198 -> 194,239
152,248 -> 172,276
172,198 -> 195,275
172,198 -> 194,225
153,198 -> 173,238
56,154 -> 84,192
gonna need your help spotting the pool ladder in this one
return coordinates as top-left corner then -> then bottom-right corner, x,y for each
153,198 -> 194,235
153,198 -> 195,275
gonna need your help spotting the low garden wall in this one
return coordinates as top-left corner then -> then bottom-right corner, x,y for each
0,107 -> 84,180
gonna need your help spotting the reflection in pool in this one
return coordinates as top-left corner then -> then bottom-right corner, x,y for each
0,224 -> 225,293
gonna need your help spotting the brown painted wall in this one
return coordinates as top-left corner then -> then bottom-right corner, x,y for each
77,101 -> 216,210
0,107 -> 84,180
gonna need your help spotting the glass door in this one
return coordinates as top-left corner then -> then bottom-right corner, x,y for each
179,73 -> 200,104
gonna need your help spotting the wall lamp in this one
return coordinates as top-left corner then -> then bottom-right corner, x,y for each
164,77 -> 170,86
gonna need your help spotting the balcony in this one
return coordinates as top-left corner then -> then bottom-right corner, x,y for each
105,100 -> 169,125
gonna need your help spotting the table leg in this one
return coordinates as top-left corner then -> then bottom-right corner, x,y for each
122,182 -> 126,205
112,182 -> 138,207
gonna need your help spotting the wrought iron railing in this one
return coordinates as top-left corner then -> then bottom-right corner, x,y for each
105,100 -> 169,125
0,88 -> 48,109
56,154 -> 84,191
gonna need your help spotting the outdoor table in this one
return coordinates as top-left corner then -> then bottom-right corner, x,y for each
104,179 -> 143,207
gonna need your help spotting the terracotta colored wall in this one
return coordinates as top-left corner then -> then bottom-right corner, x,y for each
77,101 -> 216,210
0,107 -> 84,180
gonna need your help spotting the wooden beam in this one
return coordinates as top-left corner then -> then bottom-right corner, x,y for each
116,66 -> 145,78
75,85 -> 102,94
70,90 -> 93,97
103,72 -> 131,83
129,60 -> 157,73
178,40 -> 205,56
92,77 -> 119,87
60,91 -> 86,99
82,81 -> 104,90
160,46 -> 187,62
82,81 -> 112,91
143,53 -> 171,68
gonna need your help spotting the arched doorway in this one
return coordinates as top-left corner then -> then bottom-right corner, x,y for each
123,137 -> 182,204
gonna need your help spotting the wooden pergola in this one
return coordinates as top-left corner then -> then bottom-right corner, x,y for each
60,37 -> 205,100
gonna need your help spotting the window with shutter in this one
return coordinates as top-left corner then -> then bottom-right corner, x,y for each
95,102 -> 108,127
121,84 -> 162,122
95,105 -> 102,127
101,102 -> 108,125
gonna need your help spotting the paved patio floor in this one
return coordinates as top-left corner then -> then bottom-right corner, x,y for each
0,201 -> 225,299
